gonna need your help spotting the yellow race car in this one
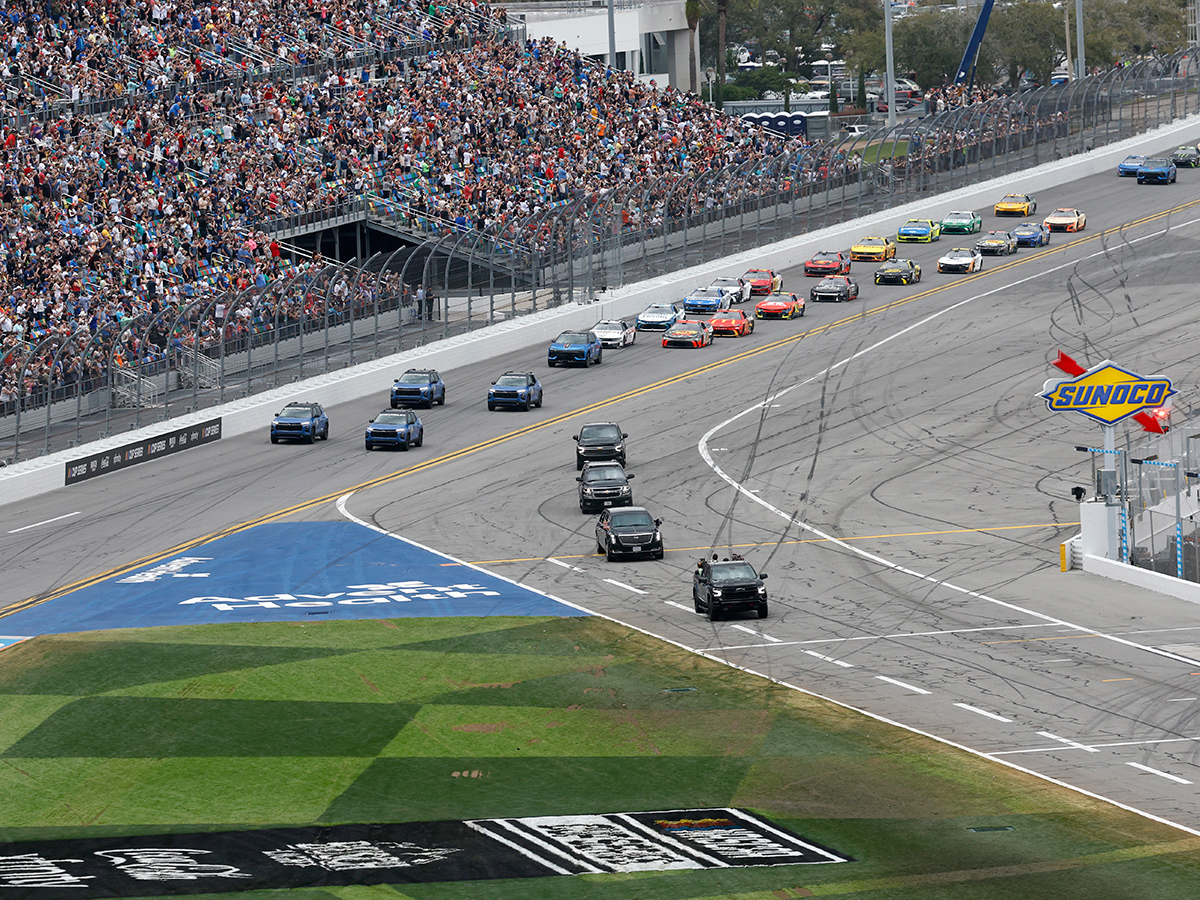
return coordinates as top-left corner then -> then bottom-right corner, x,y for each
994,193 -> 1037,216
850,236 -> 896,262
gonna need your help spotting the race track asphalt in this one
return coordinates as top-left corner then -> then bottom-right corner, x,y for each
6,148 -> 1200,832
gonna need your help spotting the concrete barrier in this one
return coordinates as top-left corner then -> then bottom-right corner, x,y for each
4,113 -> 1199,506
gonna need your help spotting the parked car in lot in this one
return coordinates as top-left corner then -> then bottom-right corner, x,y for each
573,422 -> 628,470
692,555 -> 769,620
591,319 -> 637,347
487,372 -> 543,410
364,409 -> 423,451
390,369 -> 445,408
547,330 -> 602,367
577,461 -> 634,513
595,506 -> 664,560
271,402 -> 328,444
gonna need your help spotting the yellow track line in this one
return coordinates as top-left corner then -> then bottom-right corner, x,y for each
4,201 -> 1190,619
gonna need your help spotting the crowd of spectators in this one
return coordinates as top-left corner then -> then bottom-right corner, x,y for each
922,84 -> 1003,115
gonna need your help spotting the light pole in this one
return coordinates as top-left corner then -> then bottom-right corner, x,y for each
705,66 -> 715,104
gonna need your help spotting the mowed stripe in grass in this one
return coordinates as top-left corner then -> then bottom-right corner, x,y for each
0,616 -> 1198,899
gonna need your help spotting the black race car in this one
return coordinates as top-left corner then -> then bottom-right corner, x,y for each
1171,145 -> 1200,168
809,275 -> 859,302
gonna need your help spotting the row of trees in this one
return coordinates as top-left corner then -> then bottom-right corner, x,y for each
689,0 -> 1187,101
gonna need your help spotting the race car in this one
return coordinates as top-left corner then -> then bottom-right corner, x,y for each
896,218 -> 942,242
708,275 -> 752,303
1011,222 -> 1051,247
994,193 -> 1036,216
662,319 -> 714,348
1042,208 -> 1086,233
803,250 -> 851,277
809,275 -> 859,302
1137,157 -> 1177,184
873,259 -> 922,285
1171,145 -> 1200,168
741,268 -> 783,295
709,308 -> 755,336
936,247 -> 984,274
682,286 -> 732,315
975,230 -> 1017,255
635,302 -> 683,331
939,210 -> 983,234
591,319 -> 637,347
1117,154 -> 1147,176
850,236 -> 896,262
755,292 -> 806,319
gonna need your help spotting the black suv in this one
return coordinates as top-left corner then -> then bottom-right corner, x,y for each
595,506 -> 663,561
573,422 -> 627,470
577,461 -> 634,513
692,556 -> 769,620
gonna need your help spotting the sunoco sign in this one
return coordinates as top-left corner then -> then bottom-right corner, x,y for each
1039,361 -> 1174,426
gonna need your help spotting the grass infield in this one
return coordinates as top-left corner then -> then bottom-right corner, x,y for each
1,615 -> 1199,898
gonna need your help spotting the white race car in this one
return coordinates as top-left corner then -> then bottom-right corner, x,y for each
936,247 -> 984,274
708,275 -> 752,303
591,319 -> 637,347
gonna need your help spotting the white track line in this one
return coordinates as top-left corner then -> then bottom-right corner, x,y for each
954,703 -> 1013,723
1127,762 -> 1192,785
664,600 -> 694,612
1037,731 -> 1100,753
603,578 -> 647,595
875,676 -> 931,694
732,624 -> 783,642
7,511 -> 80,533
803,649 -> 853,668
546,558 -> 584,573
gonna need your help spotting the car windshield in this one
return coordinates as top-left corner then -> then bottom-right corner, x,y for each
583,465 -> 625,482
594,321 -> 622,331
579,424 -> 621,441
279,405 -> 312,417
813,252 -> 839,260
644,305 -> 673,314
1001,195 -> 1026,201
690,289 -> 722,298
1050,209 -> 1074,216
744,270 -> 769,277
374,411 -> 408,424
1144,158 -> 1170,166
1124,156 -> 1145,162
984,232 -> 1005,237
947,212 -> 973,219
817,278 -> 842,287
556,332 -> 590,343
710,278 -> 739,287
860,237 -> 884,244
946,250 -> 971,257
710,563 -> 758,583
903,220 -> 927,226
398,372 -> 432,384
610,511 -> 655,528
669,324 -> 699,334
496,375 -> 528,386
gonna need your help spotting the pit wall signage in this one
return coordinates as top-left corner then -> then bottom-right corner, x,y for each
1039,361 -> 1174,426
0,810 -> 849,897
64,419 -> 222,485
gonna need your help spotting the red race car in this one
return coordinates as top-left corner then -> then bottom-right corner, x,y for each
754,292 -> 806,319
741,268 -> 783,295
803,251 -> 851,277
709,308 -> 755,337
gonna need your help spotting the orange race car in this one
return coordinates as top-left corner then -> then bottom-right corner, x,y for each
742,268 -> 783,295
709,308 -> 755,336
754,292 -> 806,319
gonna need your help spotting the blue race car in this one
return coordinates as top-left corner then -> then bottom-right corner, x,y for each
271,401 -> 329,444
391,368 -> 445,408
1138,157 -> 1177,184
488,372 -> 543,411
1117,154 -> 1146,177
682,286 -> 732,315
547,329 -> 602,367
896,218 -> 942,242
365,409 -> 423,451
635,302 -> 683,331
1011,222 -> 1050,247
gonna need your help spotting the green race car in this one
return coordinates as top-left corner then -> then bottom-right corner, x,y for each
940,210 -> 983,234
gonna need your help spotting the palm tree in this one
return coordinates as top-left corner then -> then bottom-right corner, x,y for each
716,0 -> 727,109
686,0 -> 701,95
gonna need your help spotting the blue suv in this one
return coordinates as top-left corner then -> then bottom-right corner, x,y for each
547,330 -> 602,367
488,372 -> 543,411
391,369 -> 445,408
271,402 -> 329,444
365,409 -> 424,450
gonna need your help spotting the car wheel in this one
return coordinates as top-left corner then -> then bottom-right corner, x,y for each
596,349 -> 602,365
521,399 -> 530,411
270,435 -> 278,444
799,306 -> 805,316
693,591 -> 703,613
707,602 -> 721,622
305,433 -> 315,444
598,540 -> 606,554
653,548 -> 664,560
583,355 -> 590,368
548,359 -> 555,368
438,391 -> 445,406
399,439 -> 409,451
487,401 -> 496,411
629,332 -> 636,345
415,431 -> 423,447
321,423 -> 329,440
758,603 -> 769,619
535,394 -> 542,408
748,323 -> 754,333
605,544 -> 616,562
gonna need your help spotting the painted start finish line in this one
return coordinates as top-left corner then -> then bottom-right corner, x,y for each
2,521 -> 586,638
